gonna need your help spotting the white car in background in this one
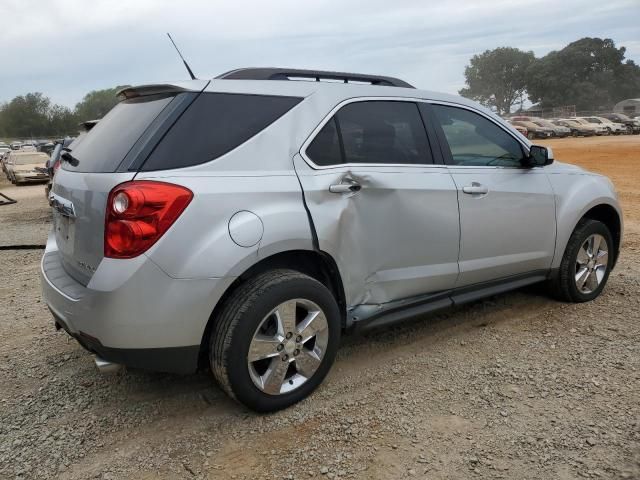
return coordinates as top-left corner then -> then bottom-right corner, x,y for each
6,151 -> 49,184
580,117 -> 627,135
570,118 -> 608,135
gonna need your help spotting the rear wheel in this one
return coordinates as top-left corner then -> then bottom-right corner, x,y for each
550,219 -> 614,302
210,269 -> 341,412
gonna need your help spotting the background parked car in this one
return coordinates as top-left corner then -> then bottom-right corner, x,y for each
509,120 -> 553,140
508,116 -> 570,137
0,143 -> 10,161
5,151 -> 49,184
552,119 -> 595,136
1,149 -> 11,175
530,118 -> 571,137
10,141 -> 22,150
580,116 -> 627,135
601,113 -> 640,134
570,118 -> 608,135
512,124 -> 528,137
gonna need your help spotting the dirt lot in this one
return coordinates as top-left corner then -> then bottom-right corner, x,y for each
0,136 -> 639,480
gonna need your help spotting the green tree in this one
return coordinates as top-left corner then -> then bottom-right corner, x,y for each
74,86 -> 128,121
49,104 -> 78,136
527,37 -> 640,110
459,47 -> 535,115
0,93 -> 52,138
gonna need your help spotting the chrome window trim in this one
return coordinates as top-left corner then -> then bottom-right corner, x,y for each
300,96 -> 534,171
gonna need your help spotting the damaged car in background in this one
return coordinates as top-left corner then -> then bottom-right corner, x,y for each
41,68 -> 622,412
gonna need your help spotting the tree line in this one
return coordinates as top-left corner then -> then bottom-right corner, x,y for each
0,86 -> 126,139
459,37 -> 640,116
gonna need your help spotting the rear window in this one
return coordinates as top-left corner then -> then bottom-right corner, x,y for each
140,93 -> 302,171
15,154 -> 47,165
64,94 -> 175,173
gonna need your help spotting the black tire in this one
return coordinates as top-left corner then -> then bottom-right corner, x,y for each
210,269 -> 341,412
527,132 -> 535,140
550,219 -> 614,303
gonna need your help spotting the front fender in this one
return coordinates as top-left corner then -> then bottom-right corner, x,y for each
548,171 -> 622,269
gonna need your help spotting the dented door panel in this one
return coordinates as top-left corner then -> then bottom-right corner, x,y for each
293,154 -> 460,307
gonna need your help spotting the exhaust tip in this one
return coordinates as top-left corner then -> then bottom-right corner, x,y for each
94,356 -> 124,374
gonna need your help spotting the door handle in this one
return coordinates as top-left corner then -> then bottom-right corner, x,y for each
329,182 -> 361,194
462,183 -> 488,195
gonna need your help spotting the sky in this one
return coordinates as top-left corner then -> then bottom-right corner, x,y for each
1,0 -> 639,108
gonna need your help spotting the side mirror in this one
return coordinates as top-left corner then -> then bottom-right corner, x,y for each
526,145 -> 554,167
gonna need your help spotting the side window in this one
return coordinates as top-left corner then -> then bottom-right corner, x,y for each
432,105 -> 525,167
305,118 -> 342,166
305,101 -> 432,166
141,93 -> 302,171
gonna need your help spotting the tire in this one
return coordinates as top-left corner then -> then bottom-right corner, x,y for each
550,219 -> 614,303
572,130 -> 578,137
527,132 -> 535,140
210,269 -> 341,412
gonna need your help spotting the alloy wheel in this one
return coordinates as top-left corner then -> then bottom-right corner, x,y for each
247,299 -> 329,395
575,234 -> 608,294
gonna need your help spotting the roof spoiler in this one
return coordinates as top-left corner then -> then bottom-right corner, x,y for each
216,67 -> 414,89
116,84 -> 191,101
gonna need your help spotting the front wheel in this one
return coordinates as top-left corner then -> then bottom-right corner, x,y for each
210,269 -> 341,412
527,132 -> 535,140
550,219 -> 614,302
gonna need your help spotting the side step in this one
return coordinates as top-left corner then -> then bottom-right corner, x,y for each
351,271 -> 549,333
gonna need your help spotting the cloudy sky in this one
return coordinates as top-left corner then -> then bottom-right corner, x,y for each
1,0 -> 639,108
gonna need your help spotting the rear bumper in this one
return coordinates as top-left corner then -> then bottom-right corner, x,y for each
50,310 -> 200,373
40,231 -> 234,373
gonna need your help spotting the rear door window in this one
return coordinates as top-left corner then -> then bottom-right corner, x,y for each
140,93 -> 302,171
64,94 -> 175,173
306,100 -> 432,166
305,118 -> 342,166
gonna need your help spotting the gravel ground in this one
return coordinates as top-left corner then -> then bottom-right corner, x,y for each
0,136 -> 639,480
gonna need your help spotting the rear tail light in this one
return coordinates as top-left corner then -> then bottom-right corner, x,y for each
105,181 -> 193,259
53,159 -> 61,175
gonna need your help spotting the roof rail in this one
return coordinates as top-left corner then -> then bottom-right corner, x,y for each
216,67 -> 414,89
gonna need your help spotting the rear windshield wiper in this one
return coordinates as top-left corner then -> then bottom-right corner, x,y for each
61,148 -> 80,167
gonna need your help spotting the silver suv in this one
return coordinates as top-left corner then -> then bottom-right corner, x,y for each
41,68 -> 622,411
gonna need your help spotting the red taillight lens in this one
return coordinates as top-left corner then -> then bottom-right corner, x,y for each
104,181 -> 193,259
53,159 -> 61,175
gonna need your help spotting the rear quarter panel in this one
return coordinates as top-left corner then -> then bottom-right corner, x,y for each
136,171 -> 313,279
